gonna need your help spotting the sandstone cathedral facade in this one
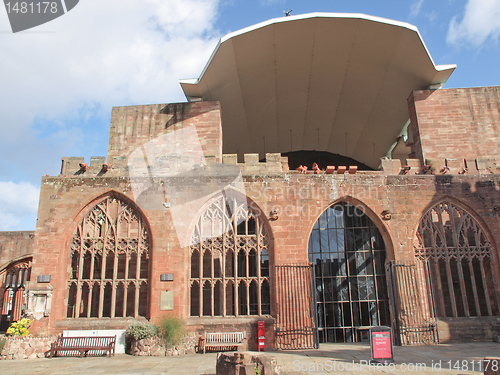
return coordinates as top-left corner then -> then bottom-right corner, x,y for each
1,13 -> 499,349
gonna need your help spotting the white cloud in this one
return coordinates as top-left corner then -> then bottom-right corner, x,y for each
1,0 -> 221,126
424,11 -> 438,23
0,182 -> 40,230
0,0 -> 221,153
447,0 -> 500,46
410,0 -> 424,18
0,0 -> 222,229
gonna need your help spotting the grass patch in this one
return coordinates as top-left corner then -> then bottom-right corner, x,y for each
157,315 -> 186,346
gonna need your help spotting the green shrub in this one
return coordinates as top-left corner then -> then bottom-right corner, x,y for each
157,315 -> 186,346
6,318 -> 33,336
125,322 -> 158,341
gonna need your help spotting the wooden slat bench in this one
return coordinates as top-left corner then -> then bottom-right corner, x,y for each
49,335 -> 116,358
199,332 -> 246,354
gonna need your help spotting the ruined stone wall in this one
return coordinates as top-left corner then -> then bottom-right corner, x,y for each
0,231 -> 34,269
408,86 -> 500,165
29,159 -> 500,340
0,231 -> 34,319
107,101 -> 223,168
24,90 -> 500,344
30,175 -> 172,335
59,101 -> 223,179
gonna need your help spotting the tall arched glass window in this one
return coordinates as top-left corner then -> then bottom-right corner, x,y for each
190,194 -> 270,317
415,201 -> 500,317
308,202 -> 389,343
67,196 -> 150,319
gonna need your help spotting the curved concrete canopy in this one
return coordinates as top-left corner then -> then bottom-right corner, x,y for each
180,13 -> 455,168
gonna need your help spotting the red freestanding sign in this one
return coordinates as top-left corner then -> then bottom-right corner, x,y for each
258,320 -> 265,352
370,326 -> 394,364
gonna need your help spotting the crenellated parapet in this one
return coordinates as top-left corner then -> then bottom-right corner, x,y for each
59,156 -> 109,177
380,157 -> 500,175
222,153 -> 289,174
58,154 -> 500,178
58,153 -> 291,177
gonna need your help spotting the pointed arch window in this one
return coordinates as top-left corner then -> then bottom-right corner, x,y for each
415,201 -> 500,317
190,194 -> 271,317
67,196 -> 150,319
1,259 -> 31,324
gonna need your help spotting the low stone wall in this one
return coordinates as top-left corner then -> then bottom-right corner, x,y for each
0,336 -> 56,360
437,317 -> 499,342
128,334 -> 197,356
187,316 -> 276,351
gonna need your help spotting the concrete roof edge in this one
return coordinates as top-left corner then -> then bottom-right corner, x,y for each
436,64 -> 458,71
179,12 -> 456,97
219,12 -> 420,43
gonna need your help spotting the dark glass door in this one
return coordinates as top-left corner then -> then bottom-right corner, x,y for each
308,202 -> 390,343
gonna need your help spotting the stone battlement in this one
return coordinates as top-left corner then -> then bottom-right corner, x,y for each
380,157 -> 499,175
58,154 -> 500,177
59,153 -> 290,177
224,153 -> 289,174
60,156 -> 109,177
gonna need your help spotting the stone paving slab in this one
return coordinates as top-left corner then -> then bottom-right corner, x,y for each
0,342 -> 498,374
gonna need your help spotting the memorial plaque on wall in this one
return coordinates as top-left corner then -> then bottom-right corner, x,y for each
160,291 -> 174,310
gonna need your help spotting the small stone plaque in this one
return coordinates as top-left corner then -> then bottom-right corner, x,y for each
160,273 -> 174,281
37,275 -> 51,283
160,291 -> 174,311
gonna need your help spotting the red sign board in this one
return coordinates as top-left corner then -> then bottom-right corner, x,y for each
372,332 -> 392,358
370,326 -> 394,364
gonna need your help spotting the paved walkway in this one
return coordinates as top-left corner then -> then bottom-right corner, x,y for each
0,342 -> 498,374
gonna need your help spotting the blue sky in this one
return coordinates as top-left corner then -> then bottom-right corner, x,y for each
0,0 -> 499,231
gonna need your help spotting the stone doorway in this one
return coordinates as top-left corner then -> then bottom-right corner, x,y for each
308,202 -> 391,343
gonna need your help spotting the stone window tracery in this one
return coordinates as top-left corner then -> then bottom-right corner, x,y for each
415,201 -> 500,317
67,196 -> 150,319
189,195 -> 271,317
1,259 -> 31,323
